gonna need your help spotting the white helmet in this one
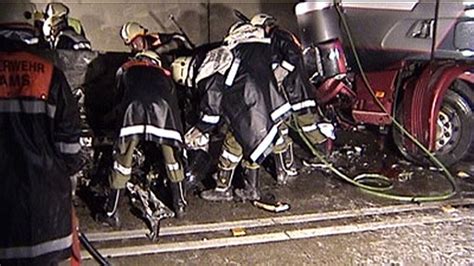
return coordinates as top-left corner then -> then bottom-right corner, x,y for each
42,15 -> 63,40
120,21 -> 147,45
171,56 -> 193,87
250,13 -> 276,27
0,2 -> 36,30
135,50 -> 162,66
227,21 -> 247,35
44,2 -> 69,18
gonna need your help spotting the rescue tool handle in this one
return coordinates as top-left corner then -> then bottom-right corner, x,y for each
169,14 -> 196,49
233,9 -> 251,23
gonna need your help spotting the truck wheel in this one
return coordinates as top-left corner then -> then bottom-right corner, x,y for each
434,89 -> 473,165
394,83 -> 473,166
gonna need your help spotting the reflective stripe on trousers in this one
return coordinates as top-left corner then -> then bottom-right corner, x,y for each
0,234 -> 72,260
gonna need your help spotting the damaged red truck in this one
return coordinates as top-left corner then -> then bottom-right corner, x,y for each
295,1 -> 473,166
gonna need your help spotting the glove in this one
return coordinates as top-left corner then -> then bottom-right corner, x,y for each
184,127 -> 209,150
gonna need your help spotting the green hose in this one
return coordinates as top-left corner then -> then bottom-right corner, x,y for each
290,2 -> 457,203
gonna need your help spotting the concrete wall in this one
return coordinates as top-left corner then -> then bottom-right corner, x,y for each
29,0 -> 299,51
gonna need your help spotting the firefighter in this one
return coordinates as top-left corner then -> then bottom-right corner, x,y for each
0,3 -> 82,264
174,21 -> 292,201
42,2 -> 91,50
120,21 -> 193,66
250,13 -> 336,175
96,25 -> 187,227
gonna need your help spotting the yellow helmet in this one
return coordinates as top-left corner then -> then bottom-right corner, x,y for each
250,13 -> 276,27
120,21 -> 147,45
135,50 -> 162,67
0,2 -> 36,29
44,2 -> 69,18
171,56 -> 193,87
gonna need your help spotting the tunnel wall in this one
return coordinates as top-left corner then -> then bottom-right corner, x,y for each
29,0 -> 299,51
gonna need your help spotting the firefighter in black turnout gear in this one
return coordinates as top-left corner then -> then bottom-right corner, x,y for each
97,24 -> 187,227
250,14 -> 336,176
120,21 -> 193,66
0,3 -> 82,264
175,22 -> 292,202
42,2 -> 91,50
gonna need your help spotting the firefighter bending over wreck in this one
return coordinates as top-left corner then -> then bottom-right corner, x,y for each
173,21 -> 292,202
96,22 -> 188,227
0,3 -> 82,264
120,21 -> 193,66
250,13 -> 336,179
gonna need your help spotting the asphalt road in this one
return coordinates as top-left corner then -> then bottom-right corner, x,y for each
76,128 -> 474,265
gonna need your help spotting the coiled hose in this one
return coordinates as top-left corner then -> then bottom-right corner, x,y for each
289,1 -> 457,203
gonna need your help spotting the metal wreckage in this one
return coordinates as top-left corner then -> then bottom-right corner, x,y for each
51,0 -> 473,249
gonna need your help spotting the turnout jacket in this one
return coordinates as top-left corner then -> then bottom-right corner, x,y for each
0,37 -> 81,264
53,27 -> 91,50
194,25 -> 291,163
112,53 -> 184,149
270,27 -> 317,115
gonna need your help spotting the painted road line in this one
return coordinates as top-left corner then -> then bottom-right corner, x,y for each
85,197 -> 474,242
81,212 -> 473,259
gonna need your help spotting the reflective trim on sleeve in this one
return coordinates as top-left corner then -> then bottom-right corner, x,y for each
145,126 -> 183,143
275,136 -> 285,145
167,162 -> 180,171
250,124 -> 279,162
55,142 -> 81,154
201,114 -> 220,124
0,234 -> 72,259
114,161 -> 132,176
0,99 -> 56,118
72,42 -> 91,50
270,102 -> 292,121
292,100 -> 316,111
222,150 -> 243,163
173,34 -> 187,42
225,58 -> 241,86
302,124 -> 318,133
240,37 -> 271,45
119,125 -> 146,137
281,60 -> 295,72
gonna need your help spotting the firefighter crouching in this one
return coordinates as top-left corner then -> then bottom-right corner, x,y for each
96,23 -> 187,227
251,13 -> 336,176
173,22 -> 292,202
0,3 -> 82,264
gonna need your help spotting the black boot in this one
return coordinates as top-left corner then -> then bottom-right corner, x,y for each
275,145 -> 298,185
184,150 -> 212,192
96,189 -> 123,228
200,168 -> 234,201
170,181 -> 187,219
303,140 -> 332,169
234,167 -> 260,202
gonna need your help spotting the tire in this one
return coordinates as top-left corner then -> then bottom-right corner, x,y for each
393,81 -> 474,166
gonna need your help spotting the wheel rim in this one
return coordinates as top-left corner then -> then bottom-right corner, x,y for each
435,104 -> 461,154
